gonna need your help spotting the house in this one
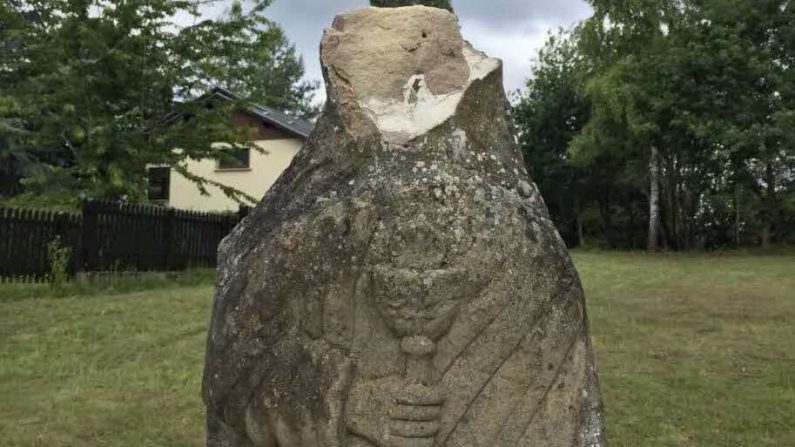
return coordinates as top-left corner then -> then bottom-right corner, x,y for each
147,88 -> 313,212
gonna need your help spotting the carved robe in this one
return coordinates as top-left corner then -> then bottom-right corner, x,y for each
202,6 -> 605,447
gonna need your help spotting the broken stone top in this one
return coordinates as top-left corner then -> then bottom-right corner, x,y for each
321,6 -> 501,143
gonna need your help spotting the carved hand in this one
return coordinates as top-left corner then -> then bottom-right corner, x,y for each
346,376 -> 445,447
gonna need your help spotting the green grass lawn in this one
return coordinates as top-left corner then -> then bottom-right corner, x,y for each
1,252 -> 793,446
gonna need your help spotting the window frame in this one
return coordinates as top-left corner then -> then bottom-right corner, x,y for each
216,147 -> 252,171
147,166 -> 171,201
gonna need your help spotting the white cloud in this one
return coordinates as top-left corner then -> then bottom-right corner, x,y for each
195,0 -> 593,105
460,18 -> 552,96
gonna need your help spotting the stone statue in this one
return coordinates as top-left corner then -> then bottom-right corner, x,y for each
203,6 -> 606,447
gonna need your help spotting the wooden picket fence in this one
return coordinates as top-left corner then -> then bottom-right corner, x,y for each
0,208 -> 81,283
0,200 -> 248,283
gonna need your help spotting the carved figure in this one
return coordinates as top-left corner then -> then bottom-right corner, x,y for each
203,6 -> 606,447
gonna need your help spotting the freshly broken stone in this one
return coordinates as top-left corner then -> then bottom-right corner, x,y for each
203,5 -> 606,447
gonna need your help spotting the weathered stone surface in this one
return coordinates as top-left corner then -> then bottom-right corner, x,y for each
203,5 -> 606,447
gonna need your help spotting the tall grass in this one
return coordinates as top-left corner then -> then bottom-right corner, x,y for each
0,269 -> 215,302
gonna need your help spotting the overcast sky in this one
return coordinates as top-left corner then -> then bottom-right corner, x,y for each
214,0 -> 593,104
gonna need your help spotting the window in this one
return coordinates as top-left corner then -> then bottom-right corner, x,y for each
148,167 -> 170,201
217,148 -> 251,170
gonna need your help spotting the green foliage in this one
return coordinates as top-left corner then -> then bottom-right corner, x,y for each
46,236 -> 71,289
370,0 -> 454,12
515,0 -> 795,249
515,28 -> 649,248
0,0 -> 315,207
178,1 -> 318,118
513,29 -> 598,246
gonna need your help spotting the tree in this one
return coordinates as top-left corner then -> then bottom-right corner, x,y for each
515,26 -> 657,249
515,0 -> 795,249
177,1 -> 318,118
0,0 -> 315,207
0,0 -> 47,200
370,0 -> 454,12
574,0 -> 689,250
705,0 -> 795,248
513,29 -> 592,246
0,95 -> 28,200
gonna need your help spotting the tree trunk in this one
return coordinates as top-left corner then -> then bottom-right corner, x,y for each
761,223 -> 772,250
662,151 -> 677,250
672,157 -> 684,250
761,155 -> 777,250
734,183 -> 741,246
574,197 -> 585,247
647,145 -> 660,251
598,197 -> 613,247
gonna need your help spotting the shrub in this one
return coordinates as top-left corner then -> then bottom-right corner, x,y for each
47,236 -> 72,289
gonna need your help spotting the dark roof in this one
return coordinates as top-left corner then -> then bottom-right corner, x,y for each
165,87 -> 314,139
206,87 -> 313,139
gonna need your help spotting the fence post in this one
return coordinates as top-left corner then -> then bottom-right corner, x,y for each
81,199 -> 99,272
54,211 -> 67,241
163,208 -> 176,270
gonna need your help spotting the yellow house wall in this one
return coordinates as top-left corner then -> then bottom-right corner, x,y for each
168,138 -> 303,212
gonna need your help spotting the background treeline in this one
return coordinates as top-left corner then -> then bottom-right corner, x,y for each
514,0 -> 795,250
0,0 -> 314,209
3,0 -> 793,250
